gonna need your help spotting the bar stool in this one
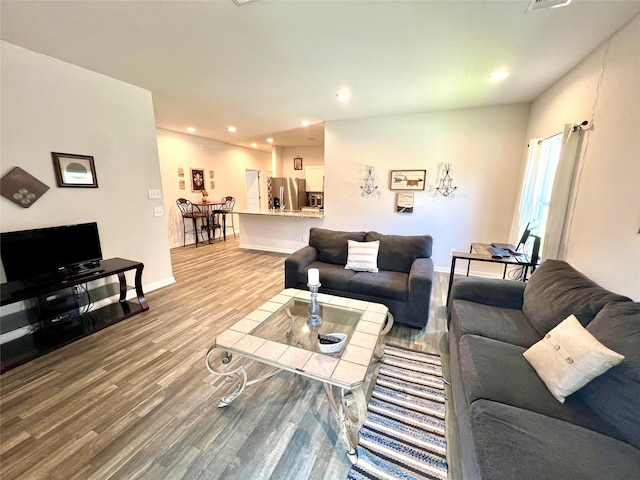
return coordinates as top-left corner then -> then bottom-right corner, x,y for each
219,196 -> 236,238
176,198 -> 207,247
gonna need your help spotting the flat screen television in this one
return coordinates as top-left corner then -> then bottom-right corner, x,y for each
1,222 -> 103,283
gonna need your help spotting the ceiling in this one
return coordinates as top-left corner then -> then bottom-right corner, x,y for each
2,1 -> 639,152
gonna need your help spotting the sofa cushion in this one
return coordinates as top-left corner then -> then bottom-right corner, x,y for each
580,301 -> 640,449
348,270 -> 408,302
522,259 -> 631,336
309,228 -> 366,265
449,299 -> 541,347
299,261 -> 356,291
345,240 -> 379,272
523,314 -> 624,403
364,231 -> 432,273
469,400 -> 640,480
458,335 -> 617,437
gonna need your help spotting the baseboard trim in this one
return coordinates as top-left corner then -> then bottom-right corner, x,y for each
239,243 -> 295,254
143,277 -> 176,293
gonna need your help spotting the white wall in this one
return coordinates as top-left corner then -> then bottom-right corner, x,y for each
281,146 -> 324,179
156,129 -> 271,247
526,16 -> 639,300
0,42 -> 174,290
323,104 -> 531,273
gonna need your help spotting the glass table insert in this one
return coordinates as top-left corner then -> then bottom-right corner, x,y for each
205,288 -> 393,462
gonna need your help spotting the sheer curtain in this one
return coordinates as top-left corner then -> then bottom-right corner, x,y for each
511,140 -> 541,244
542,124 -> 584,260
512,124 -> 584,260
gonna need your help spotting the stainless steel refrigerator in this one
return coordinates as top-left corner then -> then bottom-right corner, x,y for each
268,177 -> 307,211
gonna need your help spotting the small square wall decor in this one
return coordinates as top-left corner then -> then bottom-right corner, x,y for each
1,167 -> 50,208
396,192 -> 414,213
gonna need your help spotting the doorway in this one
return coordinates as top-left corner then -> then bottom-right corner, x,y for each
245,170 -> 261,211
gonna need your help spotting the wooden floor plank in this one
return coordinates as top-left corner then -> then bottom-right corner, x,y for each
0,237 -> 461,479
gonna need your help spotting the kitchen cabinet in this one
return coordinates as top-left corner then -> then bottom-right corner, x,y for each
305,166 -> 324,192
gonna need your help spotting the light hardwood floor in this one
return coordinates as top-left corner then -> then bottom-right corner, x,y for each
0,238 -> 460,479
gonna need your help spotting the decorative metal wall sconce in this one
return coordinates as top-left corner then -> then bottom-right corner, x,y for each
360,165 -> 380,198
436,163 -> 457,197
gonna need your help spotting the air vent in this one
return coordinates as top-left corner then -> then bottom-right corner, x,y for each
526,0 -> 572,12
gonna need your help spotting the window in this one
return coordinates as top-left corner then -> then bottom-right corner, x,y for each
515,134 -> 562,252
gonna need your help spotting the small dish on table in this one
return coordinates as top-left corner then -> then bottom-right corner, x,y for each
318,333 -> 347,354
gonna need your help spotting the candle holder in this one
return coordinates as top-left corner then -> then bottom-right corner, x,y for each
307,283 -> 323,327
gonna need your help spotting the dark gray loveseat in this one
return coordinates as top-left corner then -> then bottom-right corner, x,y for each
285,228 -> 434,328
448,259 -> 640,479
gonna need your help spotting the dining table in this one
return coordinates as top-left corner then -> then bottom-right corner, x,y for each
193,201 -> 229,243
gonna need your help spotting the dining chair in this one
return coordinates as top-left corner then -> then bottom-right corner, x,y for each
176,198 -> 207,247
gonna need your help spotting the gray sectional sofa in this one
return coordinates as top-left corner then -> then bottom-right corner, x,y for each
284,228 -> 434,328
448,259 -> 640,479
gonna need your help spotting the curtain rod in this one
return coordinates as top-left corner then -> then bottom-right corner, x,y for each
537,132 -> 561,145
537,120 -> 589,144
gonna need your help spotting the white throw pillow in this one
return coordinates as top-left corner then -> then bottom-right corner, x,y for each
345,240 -> 379,273
523,314 -> 624,403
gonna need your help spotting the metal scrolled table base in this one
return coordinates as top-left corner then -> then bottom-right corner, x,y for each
205,343 -> 368,463
205,344 -> 281,408
380,312 -> 394,336
323,383 -> 367,464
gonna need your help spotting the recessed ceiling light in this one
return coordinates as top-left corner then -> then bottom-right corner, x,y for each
336,91 -> 351,101
187,127 -> 196,133
267,138 -> 273,143
251,143 -> 257,148
301,120 -> 310,127
228,126 -> 236,133
489,71 -> 509,82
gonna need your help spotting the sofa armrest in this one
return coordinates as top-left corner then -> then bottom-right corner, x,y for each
450,277 -> 525,310
409,257 -> 434,301
284,246 -> 318,288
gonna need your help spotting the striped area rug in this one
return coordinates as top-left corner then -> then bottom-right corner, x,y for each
347,345 -> 448,480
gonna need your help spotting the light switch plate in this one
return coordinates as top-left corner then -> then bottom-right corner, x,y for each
154,207 -> 164,217
148,189 -> 162,199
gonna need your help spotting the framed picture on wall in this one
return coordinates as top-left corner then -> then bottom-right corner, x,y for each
52,152 -> 98,188
190,168 -> 205,191
396,192 -> 415,213
390,169 -> 426,190
294,156 -> 303,170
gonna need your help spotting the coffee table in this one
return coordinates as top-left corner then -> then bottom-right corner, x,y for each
205,288 -> 393,463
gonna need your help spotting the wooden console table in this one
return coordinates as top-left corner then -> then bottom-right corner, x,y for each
446,244 -> 537,308
0,258 -> 148,373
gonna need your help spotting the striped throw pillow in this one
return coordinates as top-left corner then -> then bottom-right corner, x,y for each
345,240 -> 380,273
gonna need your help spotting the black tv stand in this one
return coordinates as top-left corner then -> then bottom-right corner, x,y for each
1,258 -> 149,373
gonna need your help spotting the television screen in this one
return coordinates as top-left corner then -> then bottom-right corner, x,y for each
1,222 -> 103,283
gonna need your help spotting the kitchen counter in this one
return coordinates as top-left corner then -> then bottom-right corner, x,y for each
236,208 -> 324,219
236,209 -> 325,253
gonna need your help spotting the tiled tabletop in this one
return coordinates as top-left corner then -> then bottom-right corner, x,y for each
215,288 -> 389,389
